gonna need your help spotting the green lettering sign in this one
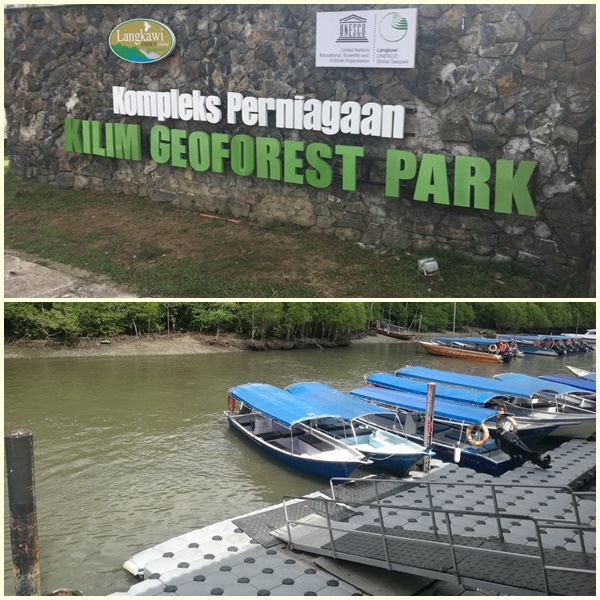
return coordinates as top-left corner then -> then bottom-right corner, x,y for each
283,140 -> 305,185
113,123 -> 141,160
454,156 -> 491,209
231,135 -> 255,177
64,118 -> 83,153
335,145 -> 363,191
306,143 -> 333,189
384,150 -> 417,197
495,160 -> 537,216
256,137 -> 282,180
188,131 -> 211,172
150,125 -> 171,163
211,133 -> 230,173
170,128 -> 188,168
414,153 -> 449,205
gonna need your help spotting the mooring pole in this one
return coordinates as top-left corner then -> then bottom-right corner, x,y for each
5,429 -> 41,596
423,382 -> 436,472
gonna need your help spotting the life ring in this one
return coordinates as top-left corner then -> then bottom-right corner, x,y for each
496,414 -> 518,433
533,340 -> 540,347
466,423 -> 490,447
488,344 -> 498,353
228,395 -> 236,412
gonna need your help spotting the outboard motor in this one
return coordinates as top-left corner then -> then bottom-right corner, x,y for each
492,428 -> 552,470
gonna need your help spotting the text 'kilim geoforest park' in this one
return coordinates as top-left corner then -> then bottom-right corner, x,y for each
4,4 -> 595,286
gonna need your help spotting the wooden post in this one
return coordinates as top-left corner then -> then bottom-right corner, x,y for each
423,382 -> 436,472
5,429 -> 41,596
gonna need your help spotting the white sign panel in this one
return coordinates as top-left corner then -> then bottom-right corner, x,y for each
316,8 -> 418,69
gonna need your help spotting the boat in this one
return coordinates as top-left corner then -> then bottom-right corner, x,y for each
227,384 -> 372,478
364,372 -> 559,444
394,366 -> 597,439
538,374 -> 596,393
349,385 -> 552,476
370,320 -> 415,340
285,381 -> 432,476
566,366 -> 596,381
419,337 -> 517,363
561,328 -> 596,346
498,334 -> 594,355
495,372 -> 596,412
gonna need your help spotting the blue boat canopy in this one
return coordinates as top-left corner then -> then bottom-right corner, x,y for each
539,374 -> 596,392
285,382 -> 394,420
366,372 -> 504,406
349,386 -> 500,424
435,337 -> 501,345
229,383 -> 342,427
229,382 -> 390,427
495,373 -> 595,396
396,366 -> 534,399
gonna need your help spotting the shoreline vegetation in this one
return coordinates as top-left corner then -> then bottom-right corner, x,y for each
5,300 -> 595,360
4,330 -> 426,359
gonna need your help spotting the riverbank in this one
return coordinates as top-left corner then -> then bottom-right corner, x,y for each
3,330 -> 441,359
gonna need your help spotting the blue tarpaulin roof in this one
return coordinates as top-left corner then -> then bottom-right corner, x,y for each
365,372 -> 503,406
229,382 -> 390,427
349,386 -> 499,424
539,374 -> 596,392
285,382 -> 393,420
396,366 -> 534,399
495,373 -> 594,396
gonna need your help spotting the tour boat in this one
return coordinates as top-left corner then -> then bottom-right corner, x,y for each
566,366 -> 596,381
348,385 -> 552,476
285,381 -> 432,476
419,337 -> 517,363
370,321 -> 415,340
498,334 -> 594,355
561,329 -> 596,346
394,366 -> 596,439
364,372 -> 559,444
227,384 -> 372,479
538,374 -> 596,393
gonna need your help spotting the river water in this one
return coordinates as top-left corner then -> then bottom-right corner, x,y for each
4,340 -> 596,595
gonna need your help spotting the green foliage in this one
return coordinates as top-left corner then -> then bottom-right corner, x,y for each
4,301 -> 596,343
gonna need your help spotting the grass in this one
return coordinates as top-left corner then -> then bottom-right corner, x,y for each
4,163 -> 589,298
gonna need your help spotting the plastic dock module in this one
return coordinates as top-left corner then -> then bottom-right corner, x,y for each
115,441 -> 594,596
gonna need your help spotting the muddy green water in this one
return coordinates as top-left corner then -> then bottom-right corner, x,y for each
4,342 -> 596,595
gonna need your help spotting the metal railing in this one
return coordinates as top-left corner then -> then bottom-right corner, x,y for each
330,478 -> 594,553
281,492 -> 595,596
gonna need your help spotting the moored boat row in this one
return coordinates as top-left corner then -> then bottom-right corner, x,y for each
227,361 -> 596,481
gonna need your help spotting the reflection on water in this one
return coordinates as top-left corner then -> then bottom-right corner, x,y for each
4,342 -> 596,595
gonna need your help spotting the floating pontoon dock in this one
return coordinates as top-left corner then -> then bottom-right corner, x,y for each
114,439 -> 595,596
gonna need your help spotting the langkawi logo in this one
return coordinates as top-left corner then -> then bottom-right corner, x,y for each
379,12 -> 409,42
109,19 -> 176,63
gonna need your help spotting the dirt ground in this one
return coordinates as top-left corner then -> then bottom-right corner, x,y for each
3,330 -> 434,359
4,249 -> 137,298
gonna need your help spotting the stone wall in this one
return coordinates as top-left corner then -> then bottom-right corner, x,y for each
4,4 -> 596,285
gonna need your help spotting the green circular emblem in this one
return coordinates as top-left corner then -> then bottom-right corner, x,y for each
379,12 -> 409,43
109,19 -> 176,63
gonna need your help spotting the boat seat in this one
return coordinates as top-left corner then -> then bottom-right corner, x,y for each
299,434 -> 331,451
433,423 -> 452,434
256,431 -> 284,442
269,440 -> 289,451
